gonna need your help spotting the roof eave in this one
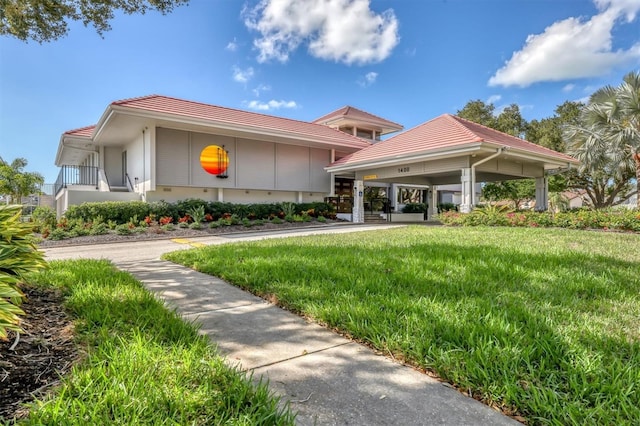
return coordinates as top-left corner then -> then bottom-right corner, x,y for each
107,106 -> 371,150
326,143 -> 485,173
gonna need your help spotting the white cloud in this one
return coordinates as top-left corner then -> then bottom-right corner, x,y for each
245,99 -> 299,111
226,38 -> 239,51
252,84 -> 272,97
233,66 -> 254,83
357,71 -> 378,87
562,83 -> 576,92
243,0 -> 399,65
489,0 -> 640,87
486,94 -> 502,104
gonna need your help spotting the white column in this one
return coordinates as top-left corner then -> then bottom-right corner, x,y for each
297,191 -> 303,203
460,168 -> 472,213
429,186 -> 438,219
352,180 -> 365,223
217,188 -> 224,202
535,177 -> 548,211
390,184 -> 399,212
329,149 -> 336,196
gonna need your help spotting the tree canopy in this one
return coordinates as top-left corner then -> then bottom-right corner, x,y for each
0,0 -> 189,43
0,157 -> 44,204
564,71 -> 640,208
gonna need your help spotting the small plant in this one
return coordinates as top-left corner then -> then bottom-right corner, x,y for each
271,217 -> 283,225
284,214 -> 294,223
242,218 -> 253,227
209,221 -> 220,229
178,215 -> 192,224
280,202 -> 296,217
292,214 -> 304,223
187,206 -> 206,224
48,227 -> 70,240
317,216 -> 327,223
178,221 -> 189,229
159,216 -> 173,226
161,224 -> 175,231
189,222 -> 203,230
115,224 -> 134,235
0,205 -> 47,340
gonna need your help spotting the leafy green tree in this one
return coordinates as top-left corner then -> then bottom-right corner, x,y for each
456,100 -> 496,127
564,71 -> 640,208
0,0 -> 189,43
527,101 -> 583,152
495,104 -> 527,137
481,180 -> 535,210
0,157 -> 44,204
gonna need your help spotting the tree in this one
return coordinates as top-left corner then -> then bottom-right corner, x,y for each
564,71 -> 640,208
495,104 -> 527,137
527,101 -> 583,153
481,180 -> 535,210
0,0 -> 189,43
456,100 -> 496,127
0,157 -> 44,204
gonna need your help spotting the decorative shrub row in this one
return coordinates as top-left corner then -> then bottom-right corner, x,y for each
439,208 -> 640,232
63,199 -> 336,225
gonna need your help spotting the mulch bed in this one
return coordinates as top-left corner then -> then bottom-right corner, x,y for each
0,285 -> 78,423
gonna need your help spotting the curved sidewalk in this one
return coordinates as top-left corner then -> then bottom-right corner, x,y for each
44,225 -> 519,425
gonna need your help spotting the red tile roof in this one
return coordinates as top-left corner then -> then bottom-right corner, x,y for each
313,105 -> 403,131
330,114 -> 577,167
64,125 -> 95,138
109,95 -> 371,149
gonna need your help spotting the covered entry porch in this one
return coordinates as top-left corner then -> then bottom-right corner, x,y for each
326,114 -> 578,223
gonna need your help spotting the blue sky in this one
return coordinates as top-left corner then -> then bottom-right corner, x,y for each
1,0 -> 639,182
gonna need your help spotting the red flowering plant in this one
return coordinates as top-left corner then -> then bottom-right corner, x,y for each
204,213 -> 214,222
178,215 -> 192,223
159,216 -> 173,226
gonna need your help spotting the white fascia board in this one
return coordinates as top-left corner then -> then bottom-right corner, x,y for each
108,106 -> 371,150
326,144 -> 483,173
55,134 -> 93,166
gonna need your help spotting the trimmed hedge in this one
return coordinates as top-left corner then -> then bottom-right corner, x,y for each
439,208 -> 640,232
63,199 -> 336,224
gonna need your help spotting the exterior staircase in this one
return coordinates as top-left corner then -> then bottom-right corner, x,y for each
364,213 -> 388,224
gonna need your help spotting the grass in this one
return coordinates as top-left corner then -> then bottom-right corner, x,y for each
20,259 -> 294,425
164,226 -> 640,425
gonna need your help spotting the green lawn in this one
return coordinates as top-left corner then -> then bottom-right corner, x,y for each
164,226 -> 640,425
23,260 -> 294,425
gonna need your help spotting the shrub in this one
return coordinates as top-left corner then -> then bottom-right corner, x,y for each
189,222 -> 202,230
32,206 -> 56,232
90,222 -> 109,235
48,227 -> 70,240
401,203 -> 428,214
161,224 -> 175,231
65,201 -> 151,224
271,217 -> 283,225
115,224 -> 134,235
187,205 -> 206,223
317,216 -> 327,223
0,205 -> 47,340
438,207 -> 640,232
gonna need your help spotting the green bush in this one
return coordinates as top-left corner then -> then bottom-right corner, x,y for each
401,203 -> 428,213
0,205 -> 47,340
65,201 -> 151,225
48,227 -> 70,240
32,206 -> 56,232
439,207 -> 640,232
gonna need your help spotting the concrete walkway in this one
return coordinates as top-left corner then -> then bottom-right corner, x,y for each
44,224 -> 518,425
